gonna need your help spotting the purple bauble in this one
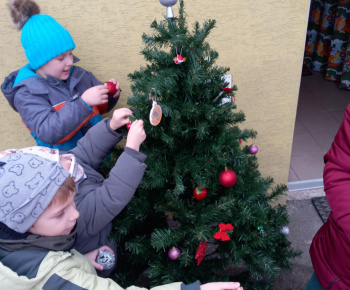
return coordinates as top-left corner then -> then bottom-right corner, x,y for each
168,247 -> 180,260
249,145 -> 258,155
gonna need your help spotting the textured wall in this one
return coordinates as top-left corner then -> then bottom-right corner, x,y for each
0,0 -> 310,198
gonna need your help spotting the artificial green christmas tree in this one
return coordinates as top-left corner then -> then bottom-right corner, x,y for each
106,1 -> 300,289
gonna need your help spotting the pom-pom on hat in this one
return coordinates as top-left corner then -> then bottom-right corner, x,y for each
9,0 -> 76,70
0,147 -> 69,233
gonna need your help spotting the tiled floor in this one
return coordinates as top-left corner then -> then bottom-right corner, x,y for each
288,71 -> 350,185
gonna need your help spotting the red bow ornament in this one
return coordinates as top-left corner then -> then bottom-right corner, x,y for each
213,223 -> 234,241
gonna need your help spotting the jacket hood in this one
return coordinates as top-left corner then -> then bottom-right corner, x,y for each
1,56 -> 80,111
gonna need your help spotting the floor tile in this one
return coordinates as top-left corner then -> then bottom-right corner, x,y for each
296,97 -> 327,115
290,154 -> 325,180
297,111 -> 340,133
328,108 -> 346,123
319,94 -> 350,111
288,166 -> 299,182
309,130 -> 337,153
298,85 -> 315,99
291,132 -> 324,157
293,119 -> 308,134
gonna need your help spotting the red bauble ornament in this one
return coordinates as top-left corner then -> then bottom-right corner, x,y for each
168,247 -> 180,260
249,145 -> 258,155
193,186 -> 207,200
126,123 -> 132,130
104,81 -> 117,97
219,168 -> 237,187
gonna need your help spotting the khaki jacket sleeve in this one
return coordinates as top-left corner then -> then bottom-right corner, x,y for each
39,250 -> 184,290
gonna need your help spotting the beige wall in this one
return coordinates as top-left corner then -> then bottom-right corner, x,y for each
0,0 -> 310,201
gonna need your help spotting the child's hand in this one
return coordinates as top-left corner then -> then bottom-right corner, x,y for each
81,85 -> 110,106
110,108 -> 133,130
83,245 -> 115,271
106,78 -> 121,98
126,119 -> 146,152
200,282 -> 243,290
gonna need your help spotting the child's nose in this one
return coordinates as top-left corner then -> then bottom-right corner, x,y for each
71,206 -> 79,220
66,56 -> 73,66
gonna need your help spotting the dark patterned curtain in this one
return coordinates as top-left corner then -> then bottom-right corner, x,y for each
304,0 -> 350,89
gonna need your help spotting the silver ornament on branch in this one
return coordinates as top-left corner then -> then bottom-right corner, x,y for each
279,226 -> 290,236
159,0 -> 178,18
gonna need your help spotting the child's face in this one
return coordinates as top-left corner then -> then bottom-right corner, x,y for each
28,190 -> 79,236
36,50 -> 74,80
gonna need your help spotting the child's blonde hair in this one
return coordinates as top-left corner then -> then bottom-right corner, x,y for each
48,177 -> 75,208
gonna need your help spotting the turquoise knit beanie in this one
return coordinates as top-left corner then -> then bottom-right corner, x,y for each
9,0 -> 75,70
21,14 -> 76,70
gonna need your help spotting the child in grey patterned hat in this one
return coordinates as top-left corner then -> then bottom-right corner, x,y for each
0,147 -> 69,233
0,145 -> 243,290
0,146 -> 115,267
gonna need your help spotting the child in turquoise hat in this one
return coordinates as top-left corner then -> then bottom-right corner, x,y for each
1,0 -> 121,150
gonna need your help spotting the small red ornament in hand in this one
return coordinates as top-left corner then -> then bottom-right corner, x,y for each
219,168 -> 237,187
104,81 -> 117,97
193,186 -> 207,200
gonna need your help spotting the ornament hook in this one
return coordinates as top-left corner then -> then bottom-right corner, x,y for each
149,88 -> 157,102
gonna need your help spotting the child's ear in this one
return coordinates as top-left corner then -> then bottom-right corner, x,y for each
27,224 -> 35,233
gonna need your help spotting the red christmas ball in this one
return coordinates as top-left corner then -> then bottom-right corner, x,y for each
126,123 -> 132,130
193,186 -> 207,200
219,168 -> 237,187
249,145 -> 258,155
168,247 -> 180,260
104,81 -> 117,96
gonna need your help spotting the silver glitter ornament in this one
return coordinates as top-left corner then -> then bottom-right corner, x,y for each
279,226 -> 290,236
96,249 -> 116,270
159,0 -> 178,18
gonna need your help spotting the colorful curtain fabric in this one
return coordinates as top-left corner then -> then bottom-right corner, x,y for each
304,0 -> 350,90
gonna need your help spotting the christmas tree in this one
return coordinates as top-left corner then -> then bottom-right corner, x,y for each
106,1 -> 300,289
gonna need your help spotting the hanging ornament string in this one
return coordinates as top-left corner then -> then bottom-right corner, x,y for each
173,47 -> 186,64
213,223 -> 234,241
149,88 -> 163,126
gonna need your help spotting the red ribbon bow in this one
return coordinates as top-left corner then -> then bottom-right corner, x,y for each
213,223 -> 234,241
222,87 -> 233,92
